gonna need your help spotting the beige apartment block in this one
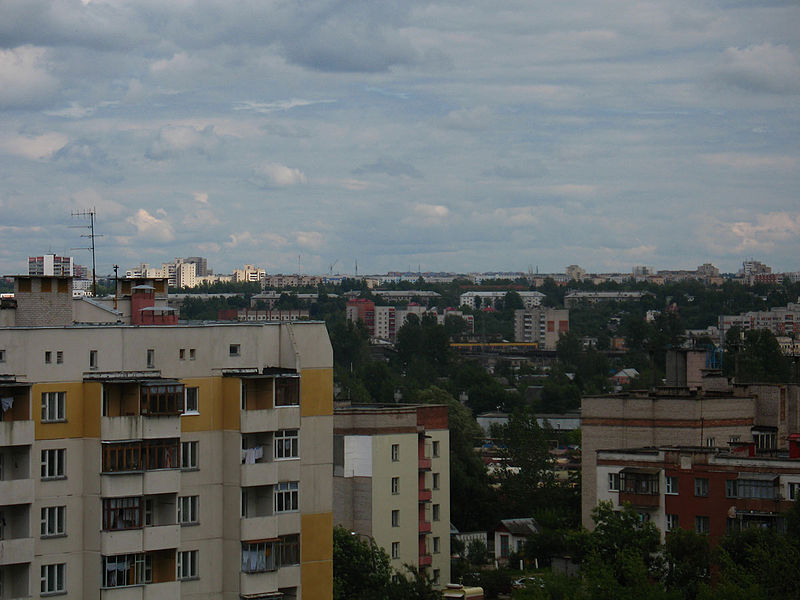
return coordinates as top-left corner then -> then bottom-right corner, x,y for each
513,308 -> 569,349
333,404 -> 451,588
0,310 -> 333,599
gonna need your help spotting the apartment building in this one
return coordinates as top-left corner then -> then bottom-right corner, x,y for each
0,275 -> 333,599
597,443 -> 800,543
513,308 -> 569,349
28,255 -> 73,277
459,291 -> 544,310
333,404 -> 450,587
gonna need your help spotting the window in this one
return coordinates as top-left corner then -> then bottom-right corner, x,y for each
242,538 -> 297,573
665,476 -> 679,495
706,437 -> 715,448
181,441 -> 199,470
41,563 -> 66,595
89,350 -> 98,369
432,473 -> 440,490
274,429 -> 299,459
753,430 -> 777,451
694,478 -> 709,497
275,377 -> 299,406
695,515 -> 710,534
144,498 -> 154,526
391,477 -> 399,495
102,439 -> 179,473
274,481 -> 299,513
184,387 -> 199,414
277,534 -> 300,566
177,550 -> 199,580
45,351 -> 52,364
789,482 -> 800,500
41,506 -> 66,537
391,444 -> 399,462
103,497 -> 142,530
391,510 -> 399,527
41,392 -> 66,423
41,449 -> 66,479
608,472 -> 620,491
56,351 -> 63,364
146,349 -> 155,368
391,542 -> 399,559
229,344 -> 240,357
0,349 -> 5,362
141,384 -> 184,416
179,349 -> 186,360
102,553 -> 150,588
726,478 -> 777,499
433,536 -> 440,553
433,569 -> 440,585
729,435 -> 741,444
432,504 -> 440,521
189,348 -> 196,360
178,496 -> 199,525
666,514 -> 679,531
432,440 -> 440,457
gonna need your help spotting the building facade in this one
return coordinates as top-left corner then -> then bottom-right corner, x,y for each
513,308 -> 569,349
0,280 -> 333,599
333,404 -> 450,587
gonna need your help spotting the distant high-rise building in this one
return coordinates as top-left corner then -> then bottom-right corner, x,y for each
182,256 -> 209,277
28,254 -> 73,277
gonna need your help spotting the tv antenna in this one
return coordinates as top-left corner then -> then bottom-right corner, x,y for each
71,208 -> 102,296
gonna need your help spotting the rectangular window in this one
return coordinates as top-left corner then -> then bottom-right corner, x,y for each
89,350 -> 98,369
391,444 -> 399,462
181,441 -> 199,470
177,550 -> 198,580
726,478 -> 777,499
45,351 -> 52,364
433,504 -> 440,521
41,563 -> 66,595
391,477 -> 399,495
41,392 -> 66,423
102,439 -> 179,473
706,437 -> 715,447
432,440 -> 440,457
789,482 -> 800,500
695,515 -> 710,534
666,514 -> 679,531
102,553 -> 150,588
391,510 -> 399,527
179,349 -> 186,360
103,497 -> 142,530
178,496 -> 199,525
275,377 -> 299,406
433,473 -> 440,490
41,449 -> 66,479
0,349 -> 5,362
229,344 -> 240,357
274,481 -> 299,513
391,542 -> 399,559
433,536 -> 440,553
146,349 -> 155,368
433,569 -> 440,585
56,351 -> 63,364
41,506 -> 66,537
665,476 -> 679,495
608,472 -> 620,491
184,387 -> 199,414
189,348 -> 196,360
241,542 -> 275,573
277,534 -> 300,566
694,478 -> 709,497
274,429 -> 299,459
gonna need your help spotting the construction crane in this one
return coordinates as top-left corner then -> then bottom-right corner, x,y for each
329,259 -> 339,275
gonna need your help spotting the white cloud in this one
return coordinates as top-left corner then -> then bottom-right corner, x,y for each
192,192 -> 209,205
0,45 -> 58,108
255,163 -> 307,186
234,99 -> 336,113
295,231 -> 324,250
126,209 -> 175,243
146,125 -> 221,160
0,132 -> 68,160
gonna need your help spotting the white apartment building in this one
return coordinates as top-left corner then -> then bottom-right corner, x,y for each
0,275 -> 333,599
459,291 -> 545,310
333,404 -> 450,588
513,308 -> 569,349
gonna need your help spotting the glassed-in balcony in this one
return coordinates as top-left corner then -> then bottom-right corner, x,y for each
98,378 -> 184,441
0,382 -> 33,448
238,374 -> 300,433
0,504 -> 33,566
101,494 -> 178,555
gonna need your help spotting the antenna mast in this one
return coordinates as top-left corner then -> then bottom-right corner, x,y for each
71,208 -> 102,296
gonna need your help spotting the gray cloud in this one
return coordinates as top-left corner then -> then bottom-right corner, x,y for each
352,158 -> 423,179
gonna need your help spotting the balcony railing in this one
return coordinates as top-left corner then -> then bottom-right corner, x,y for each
418,457 -> 432,471
419,554 -> 433,567
418,489 -> 432,502
419,520 -> 432,533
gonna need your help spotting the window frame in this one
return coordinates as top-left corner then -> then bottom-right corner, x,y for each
183,387 -> 199,414
229,344 -> 241,357
608,472 -> 620,491
666,514 -> 679,531
40,563 -> 66,595
178,495 -> 199,525
89,349 -> 98,369
41,506 -> 66,538
41,448 -> 66,480
274,481 -> 299,513
181,441 -> 199,470
146,348 -> 155,369
432,503 -> 440,522
274,429 -> 299,460
41,391 -> 66,423
432,440 -> 440,457
391,509 -> 399,527
665,476 -> 679,495
102,496 -> 142,531
177,550 -> 199,581
391,541 -> 399,559
391,444 -> 399,462
391,477 -> 399,495
694,477 -> 709,497
695,515 -> 710,534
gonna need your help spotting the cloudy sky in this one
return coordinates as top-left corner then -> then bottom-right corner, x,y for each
1,0 -> 798,276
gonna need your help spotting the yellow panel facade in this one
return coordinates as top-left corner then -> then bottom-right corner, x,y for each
221,376 -> 241,430
301,560 -> 333,600
81,381 -> 102,438
34,382 -> 86,440
301,512 -> 333,600
180,376 -> 223,432
300,368 -> 333,417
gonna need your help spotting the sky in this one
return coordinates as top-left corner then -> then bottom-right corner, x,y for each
1,0 -> 799,277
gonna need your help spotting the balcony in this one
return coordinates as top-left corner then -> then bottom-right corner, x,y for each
418,489 -> 432,502
418,457 -> 432,471
240,406 -> 300,435
0,537 -> 34,566
240,512 -> 301,542
240,565 -> 300,597
143,581 -> 180,600
0,563 -> 29,599
0,478 -> 34,506
101,415 -> 180,441
419,554 -> 433,567
618,468 -> 660,508
419,520 -> 432,534
618,491 -> 660,508
0,419 -> 34,447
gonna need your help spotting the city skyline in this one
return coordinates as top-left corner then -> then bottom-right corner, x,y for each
1,1 -> 798,275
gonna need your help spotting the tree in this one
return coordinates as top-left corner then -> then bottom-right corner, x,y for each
665,528 -> 710,600
726,328 -> 791,383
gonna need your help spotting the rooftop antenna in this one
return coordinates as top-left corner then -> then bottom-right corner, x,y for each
355,259 -> 358,277
71,208 -> 101,297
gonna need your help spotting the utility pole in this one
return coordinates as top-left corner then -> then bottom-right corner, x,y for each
71,209 -> 102,297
